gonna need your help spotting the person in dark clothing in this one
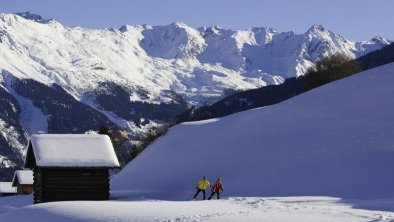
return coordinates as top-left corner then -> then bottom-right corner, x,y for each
208,178 -> 224,200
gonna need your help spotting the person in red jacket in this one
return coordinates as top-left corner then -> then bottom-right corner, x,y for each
208,178 -> 224,200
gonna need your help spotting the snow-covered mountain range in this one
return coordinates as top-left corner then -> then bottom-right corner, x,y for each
0,12 -> 391,180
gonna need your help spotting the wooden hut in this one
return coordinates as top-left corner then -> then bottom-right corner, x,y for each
0,182 -> 17,197
12,170 -> 34,195
24,134 -> 120,203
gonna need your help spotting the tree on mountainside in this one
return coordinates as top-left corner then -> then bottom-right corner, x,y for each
129,124 -> 169,161
299,53 -> 362,90
98,124 -> 111,136
96,124 -> 169,166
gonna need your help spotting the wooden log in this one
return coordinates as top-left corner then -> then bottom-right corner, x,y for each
44,177 -> 109,183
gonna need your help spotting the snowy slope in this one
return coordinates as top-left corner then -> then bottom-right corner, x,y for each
111,63 -> 394,199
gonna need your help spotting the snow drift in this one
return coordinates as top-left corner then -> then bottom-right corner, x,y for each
111,63 -> 394,199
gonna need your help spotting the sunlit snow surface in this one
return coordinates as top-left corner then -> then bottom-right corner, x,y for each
1,195 -> 394,222
29,134 -> 119,167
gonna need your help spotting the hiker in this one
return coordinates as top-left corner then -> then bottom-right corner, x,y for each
208,178 -> 224,200
192,176 -> 211,200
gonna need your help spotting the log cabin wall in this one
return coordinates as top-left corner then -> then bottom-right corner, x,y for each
34,167 -> 110,203
33,167 -> 43,204
17,184 -> 33,195
23,185 -> 34,194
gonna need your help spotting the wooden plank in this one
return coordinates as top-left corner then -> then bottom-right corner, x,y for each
44,178 -> 109,184
43,196 -> 109,202
43,174 -> 109,179
43,192 -> 109,197
43,180 -> 108,185
43,188 -> 109,193
43,184 -> 108,190
43,174 -> 108,179
43,169 -> 108,176
43,175 -> 108,180
43,173 -> 108,178
43,196 -> 109,201
43,193 -> 109,200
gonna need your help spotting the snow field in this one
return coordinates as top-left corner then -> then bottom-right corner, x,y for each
1,195 -> 394,222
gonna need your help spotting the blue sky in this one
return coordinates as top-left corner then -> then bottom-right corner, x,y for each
0,0 -> 393,41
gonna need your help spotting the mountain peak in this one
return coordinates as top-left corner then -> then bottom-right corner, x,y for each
119,24 -> 147,32
307,24 -> 326,33
15,12 -> 53,23
199,26 -> 222,36
371,35 -> 391,45
251,27 -> 276,33
169,22 -> 188,29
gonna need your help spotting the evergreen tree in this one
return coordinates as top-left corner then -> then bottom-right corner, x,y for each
98,124 -> 111,137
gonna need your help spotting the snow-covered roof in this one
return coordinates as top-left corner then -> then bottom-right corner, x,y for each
12,170 -> 33,186
25,134 -> 120,168
0,182 -> 17,193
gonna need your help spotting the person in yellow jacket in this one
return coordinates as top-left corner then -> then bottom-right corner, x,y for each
192,176 -> 211,200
